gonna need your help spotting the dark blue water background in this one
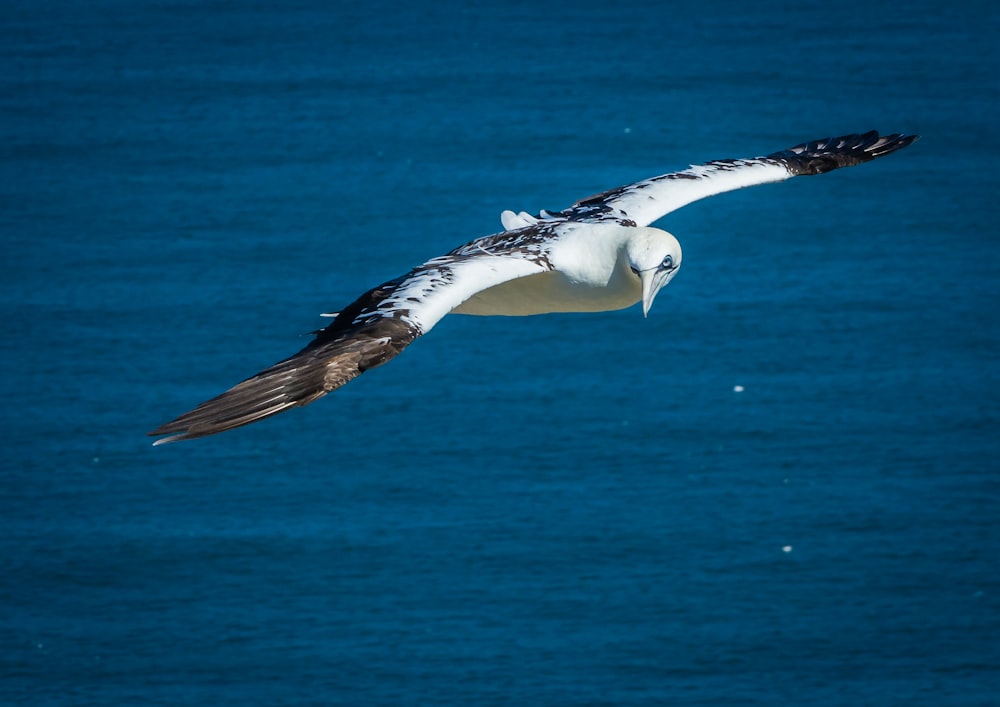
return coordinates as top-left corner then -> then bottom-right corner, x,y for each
3,0 -> 998,704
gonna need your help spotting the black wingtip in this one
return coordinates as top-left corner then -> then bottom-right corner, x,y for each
769,131 -> 919,176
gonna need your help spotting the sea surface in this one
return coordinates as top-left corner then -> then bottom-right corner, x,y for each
2,1 -> 999,704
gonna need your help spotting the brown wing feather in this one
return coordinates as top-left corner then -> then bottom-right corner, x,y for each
149,286 -> 417,444
150,233 -> 551,444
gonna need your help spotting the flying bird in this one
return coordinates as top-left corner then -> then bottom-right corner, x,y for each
150,131 -> 917,444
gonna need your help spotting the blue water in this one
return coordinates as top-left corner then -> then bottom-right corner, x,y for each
3,0 -> 999,704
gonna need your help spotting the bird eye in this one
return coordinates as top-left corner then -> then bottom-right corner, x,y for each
661,255 -> 674,269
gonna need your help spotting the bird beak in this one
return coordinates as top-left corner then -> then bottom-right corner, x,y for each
640,269 -> 657,318
640,268 -> 677,318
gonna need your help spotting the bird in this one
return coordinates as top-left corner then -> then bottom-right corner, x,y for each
150,130 -> 918,444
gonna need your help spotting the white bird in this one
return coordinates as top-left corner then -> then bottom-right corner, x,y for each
150,131 -> 917,443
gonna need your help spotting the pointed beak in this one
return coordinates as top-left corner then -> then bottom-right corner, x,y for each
639,267 -> 678,318
640,269 -> 657,318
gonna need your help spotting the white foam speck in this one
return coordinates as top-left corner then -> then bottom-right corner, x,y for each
733,385 -> 744,393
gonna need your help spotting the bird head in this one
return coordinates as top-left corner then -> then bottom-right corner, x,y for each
626,227 -> 682,317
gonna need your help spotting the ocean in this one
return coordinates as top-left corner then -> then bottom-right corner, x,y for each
2,0 -> 998,704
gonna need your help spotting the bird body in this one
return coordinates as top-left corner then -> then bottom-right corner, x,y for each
150,131 -> 917,443
454,223 -> 677,317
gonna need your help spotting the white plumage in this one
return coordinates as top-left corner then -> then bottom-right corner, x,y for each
150,131 -> 917,443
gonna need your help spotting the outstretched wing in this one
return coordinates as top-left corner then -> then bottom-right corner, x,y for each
149,241 -> 552,444
504,131 -> 918,229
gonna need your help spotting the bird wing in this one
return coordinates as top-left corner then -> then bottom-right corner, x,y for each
509,132 -> 918,229
149,239 -> 553,443
152,131 -> 919,443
